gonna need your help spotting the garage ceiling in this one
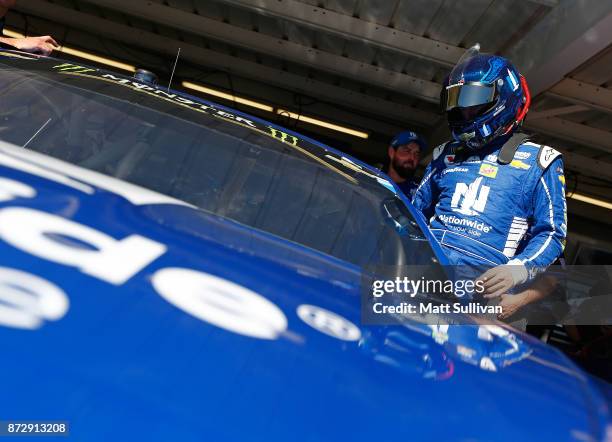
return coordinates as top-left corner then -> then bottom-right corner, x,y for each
4,0 -> 612,224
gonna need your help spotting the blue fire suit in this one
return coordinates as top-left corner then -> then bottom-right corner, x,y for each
413,136 -> 567,280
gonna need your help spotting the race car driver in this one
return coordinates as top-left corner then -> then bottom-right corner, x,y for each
413,45 -> 567,299
386,130 -> 427,199
0,0 -> 58,55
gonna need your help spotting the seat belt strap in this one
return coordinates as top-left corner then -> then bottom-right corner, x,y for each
497,132 -> 530,165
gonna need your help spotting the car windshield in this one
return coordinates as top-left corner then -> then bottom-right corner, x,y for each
0,55 -> 440,268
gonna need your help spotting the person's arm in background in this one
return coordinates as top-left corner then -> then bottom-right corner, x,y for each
497,274 -> 557,320
0,34 -> 59,55
0,0 -> 59,55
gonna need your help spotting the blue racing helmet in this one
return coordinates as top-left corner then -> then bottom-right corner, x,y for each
390,130 -> 428,153
441,44 -> 531,149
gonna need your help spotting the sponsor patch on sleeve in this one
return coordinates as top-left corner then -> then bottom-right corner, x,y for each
479,163 -> 498,178
510,159 -> 531,170
538,146 -> 561,169
558,174 -> 566,187
513,151 -> 531,160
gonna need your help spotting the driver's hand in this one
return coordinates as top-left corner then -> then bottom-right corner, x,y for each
5,36 -> 59,56
476,264 -> 528,298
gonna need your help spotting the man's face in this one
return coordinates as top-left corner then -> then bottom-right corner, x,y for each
388,142 -> 420,179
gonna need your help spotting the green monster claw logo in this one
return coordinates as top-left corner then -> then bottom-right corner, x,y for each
53,63 -> 97,74
266,126 -> 298,146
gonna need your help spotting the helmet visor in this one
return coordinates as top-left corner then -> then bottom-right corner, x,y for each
445,82 -> 496,111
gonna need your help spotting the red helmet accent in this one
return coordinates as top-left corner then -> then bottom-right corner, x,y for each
515,75 -> 531,124
503,75 -> 531,135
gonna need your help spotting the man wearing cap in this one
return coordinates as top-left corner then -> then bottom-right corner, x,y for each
386,131 -> 427,199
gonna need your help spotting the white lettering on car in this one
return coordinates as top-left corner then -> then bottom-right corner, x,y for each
296,304 -> 361,341
100,74 -> 127,82
0,207 -> 166,285
0,267 -> 69,330
152,268 -> 288,340
0,177 -> 36,202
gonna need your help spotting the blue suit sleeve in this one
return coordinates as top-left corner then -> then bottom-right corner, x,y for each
412,160 -> 439,222
510,157 -> 566,277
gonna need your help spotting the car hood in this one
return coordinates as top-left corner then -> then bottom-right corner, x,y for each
0,142 -> 609,441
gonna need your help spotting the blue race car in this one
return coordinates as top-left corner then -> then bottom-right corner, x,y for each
0,50 -> 610,441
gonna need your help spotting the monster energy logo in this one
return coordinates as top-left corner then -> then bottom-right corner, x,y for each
267,127 -> 298,146
53,63 -> 97,74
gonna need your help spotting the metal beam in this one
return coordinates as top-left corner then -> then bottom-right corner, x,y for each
526,116 -> 612,155
561,151 -> 612,181
527,105 -> 587,120
73,0 -> 442,103
547,78 -> 612,115
12,0 -> 439,127
508,0 -> 612,95
213,0 -> 464,67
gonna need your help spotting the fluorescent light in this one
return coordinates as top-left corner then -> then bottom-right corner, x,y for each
1,28 -> 24,38
57,46 -> 135,72
182,81 -> 274,112
3,27 -> 135,72
276,109 -> 369,139
569,193 -> 612,210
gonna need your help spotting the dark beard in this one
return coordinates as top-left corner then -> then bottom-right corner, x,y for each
392,158 -> 415,179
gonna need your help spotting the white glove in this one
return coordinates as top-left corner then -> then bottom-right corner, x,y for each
476,262 -> 528,298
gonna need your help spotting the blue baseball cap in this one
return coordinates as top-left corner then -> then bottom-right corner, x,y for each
390,131 -> 427,152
